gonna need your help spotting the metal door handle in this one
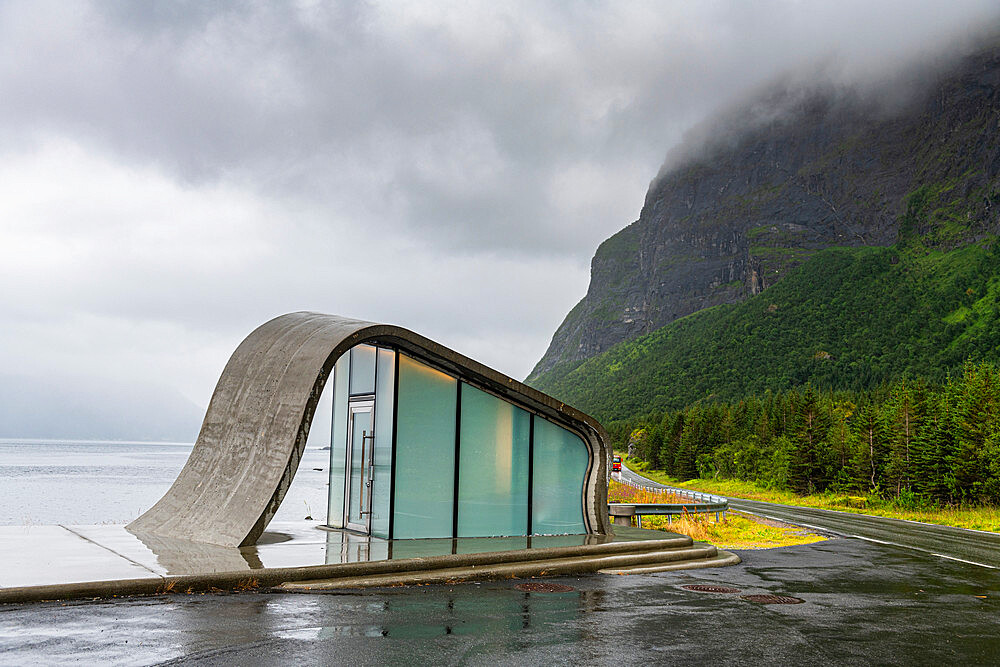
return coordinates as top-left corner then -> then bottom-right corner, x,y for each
360,429 -> 375,515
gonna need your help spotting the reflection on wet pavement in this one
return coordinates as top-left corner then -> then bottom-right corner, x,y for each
2,538 -> 999,664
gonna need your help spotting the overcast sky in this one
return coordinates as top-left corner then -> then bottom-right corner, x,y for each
2,1 -> 999,426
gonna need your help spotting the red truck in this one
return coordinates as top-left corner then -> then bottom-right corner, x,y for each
612,456 -> 622,472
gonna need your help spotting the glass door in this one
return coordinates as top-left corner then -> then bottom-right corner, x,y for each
345,399 -> 375,533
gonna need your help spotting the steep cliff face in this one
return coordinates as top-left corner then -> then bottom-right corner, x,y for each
528,43 -> 1000,385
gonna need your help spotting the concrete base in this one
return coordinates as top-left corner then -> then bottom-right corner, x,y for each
0,522 -> 739,603
279,541 -> 737,591
597,550 -> 742,574
609,504 -> 636,527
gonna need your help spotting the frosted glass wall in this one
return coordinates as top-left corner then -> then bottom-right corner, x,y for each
531,417 -> 588,534
392,354 -> 457,539
327,353 -> 351,528
329,343 -> 592,539
350,344 -> 376,395
457,384 -> 529,537
370,347 -> 395,538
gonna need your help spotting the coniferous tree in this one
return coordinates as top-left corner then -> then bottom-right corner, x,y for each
850,401 -> 887,494
788,387 -> 831,494
952,363 -> 999,503
829,398 -> 856,491
660,411 -> 684,477
675,406 -> 702,480
884,378 -> 924,498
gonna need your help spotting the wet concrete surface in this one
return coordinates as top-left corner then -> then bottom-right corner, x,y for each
619,464 -> 1000,568
0,522 -> 633,591
1,538 -> 998,665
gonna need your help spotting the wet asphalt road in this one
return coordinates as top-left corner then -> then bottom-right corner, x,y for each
1,538 -> 998,665
619,464 -> 1000,569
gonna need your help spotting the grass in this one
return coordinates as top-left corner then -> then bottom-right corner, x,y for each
625,459 -> 1000,533
607,479 -> 826,549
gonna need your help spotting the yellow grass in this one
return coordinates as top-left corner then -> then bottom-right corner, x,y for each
640,511 -> 827,550
608,478 -> 827,549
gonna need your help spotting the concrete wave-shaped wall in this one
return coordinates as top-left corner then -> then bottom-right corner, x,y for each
128,312 -> 611,547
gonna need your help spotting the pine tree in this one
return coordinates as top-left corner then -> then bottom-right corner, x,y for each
850,401 -> 886,494
884,378 -> 924,498
788,387 -> 832,494
675,406 -> 702,480
952,362 -> 999,503
829,398 -> 856,491
660,411 -> 684,476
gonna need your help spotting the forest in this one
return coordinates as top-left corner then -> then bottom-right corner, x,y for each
621,362 -> 1000,506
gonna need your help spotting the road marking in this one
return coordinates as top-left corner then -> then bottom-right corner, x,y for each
839,534 -> 999,569
927,553 -> 998,569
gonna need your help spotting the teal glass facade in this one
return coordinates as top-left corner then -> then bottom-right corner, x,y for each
327,344 -> 592,540
326,352 -> 350,529
392,354 -> 457,538
349,344 -> 376,395
531,417 -> 588,534
370,347 -> 395,538
457,384 -> 530,537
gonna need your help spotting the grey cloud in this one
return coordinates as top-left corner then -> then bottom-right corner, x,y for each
5,2 -> 1000,257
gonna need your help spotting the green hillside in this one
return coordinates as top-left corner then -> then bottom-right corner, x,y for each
530,240 -> 1000,424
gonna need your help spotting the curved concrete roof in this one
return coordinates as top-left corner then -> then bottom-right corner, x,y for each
128,312 -> 611,547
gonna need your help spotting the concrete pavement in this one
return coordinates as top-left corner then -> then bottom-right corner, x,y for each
1,538 -> 997,665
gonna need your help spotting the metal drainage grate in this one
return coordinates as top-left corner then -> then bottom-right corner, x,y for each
740,594 -> 805,605
682,584 -> 743,594
515,582 -> 575,593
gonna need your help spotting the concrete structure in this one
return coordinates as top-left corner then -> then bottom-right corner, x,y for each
609,505 -> 636,527
128,312 -> 611,548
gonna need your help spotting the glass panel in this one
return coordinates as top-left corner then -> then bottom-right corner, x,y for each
454,537 -> 528,554
392,354 -> 456,539
349,344 -> 376,395
457,384 -> 529,537
531,417 -> 588,535
327,353 -> 350,528
370,347 -> 395,538
347,404 -> 373,527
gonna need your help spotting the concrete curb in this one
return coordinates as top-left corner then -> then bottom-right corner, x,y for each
0,537 -> 696,604
597,550 -> 742,574
279,544 -> 722,591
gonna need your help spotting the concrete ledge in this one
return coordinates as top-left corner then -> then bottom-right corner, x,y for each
279,545 -> 721,591
0,536 -> 696,604
597,550 -> 742,575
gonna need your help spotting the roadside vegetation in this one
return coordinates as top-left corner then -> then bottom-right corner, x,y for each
607,479 -> 827,549
614,360 -> 1000,532
624,458 -> 1000,534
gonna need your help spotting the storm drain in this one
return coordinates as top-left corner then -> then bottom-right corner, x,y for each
740,594 -> 805,605
515,582 -> 575,593
681,585 -> 743,594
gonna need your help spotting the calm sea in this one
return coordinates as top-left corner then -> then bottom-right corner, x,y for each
0,439 -> 330,526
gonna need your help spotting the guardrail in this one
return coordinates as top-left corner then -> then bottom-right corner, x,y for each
609,468 -> 729,528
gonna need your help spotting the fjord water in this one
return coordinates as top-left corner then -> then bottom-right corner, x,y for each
0,439 -> 330,526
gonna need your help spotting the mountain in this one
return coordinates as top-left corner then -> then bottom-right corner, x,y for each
532,242 -> 1000,423
528,40 -> 1000,391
